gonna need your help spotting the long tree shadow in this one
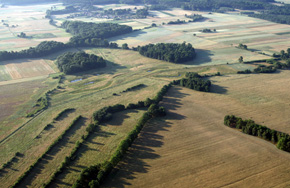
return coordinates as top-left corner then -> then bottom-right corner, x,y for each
182,49 -> 214,65
15,117 -> 87,187
102,87 -> 188,187
210,84 -> 228,94
54,108 -> 76,121
103,118 -> 172,187
108,30 -> 147,41
105,109 -> 139,126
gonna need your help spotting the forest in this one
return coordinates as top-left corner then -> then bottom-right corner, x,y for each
55,51 -> 106,74
61,21 -> 133,39
137,42 -> 196,64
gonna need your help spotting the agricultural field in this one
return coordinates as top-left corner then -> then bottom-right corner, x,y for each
0,3 -> 71,51
1,2 -> 290,188
109,9 -> 290,65
104,72 -> 290,187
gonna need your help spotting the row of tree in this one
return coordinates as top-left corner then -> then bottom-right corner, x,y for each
137,42 -> 196,64
73,83 -> 172,187
56,51 -> 106,74
0,41 -> 65,61
0,21 -> 131,61
224,115 -> 290,152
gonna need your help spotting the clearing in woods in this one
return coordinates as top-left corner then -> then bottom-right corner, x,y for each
103,71 -> 290,188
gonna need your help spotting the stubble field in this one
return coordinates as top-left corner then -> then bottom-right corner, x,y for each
104,71 -> 290,187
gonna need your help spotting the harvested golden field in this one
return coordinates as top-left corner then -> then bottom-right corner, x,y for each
3,59 -> 55,80
103,71 -> 290,188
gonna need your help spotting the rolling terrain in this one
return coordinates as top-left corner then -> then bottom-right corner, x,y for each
0,2 -> 290,187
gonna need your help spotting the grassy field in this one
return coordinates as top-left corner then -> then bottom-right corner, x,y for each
50,109 -> 146,187
103,75 -> 290,187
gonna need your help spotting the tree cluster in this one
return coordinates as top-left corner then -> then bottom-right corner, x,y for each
0,41 -> 65,61
46,6 -> 77,17
92,104 -> 125,123
253,65 -> 276,73
201,28 -> 216,33
56,51 -> 106,74
122,84 -> 146,93
224,115 -> 290,152
168,19 -> 186,24
61,21 -> 133,39
137,42 -> 196,64
136,8 -> 149,18
238,43 -> 248,50
185,14 -> 204,21
172,72 -> 211,92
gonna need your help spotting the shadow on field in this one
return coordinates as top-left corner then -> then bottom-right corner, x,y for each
108,30 -> 147,41
102,86 -> 187,187
185,49 -> 213,65
16,117 -> 87,187
210,84 -> 228,94
106,109 -> 139,126
54,108 -> 76,121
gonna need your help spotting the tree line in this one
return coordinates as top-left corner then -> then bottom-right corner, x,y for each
56,51 -> 106,74
73,83 -> 172,188
0,21 -> 131,61
224,115 -> 290,153
136,42 -> 196,64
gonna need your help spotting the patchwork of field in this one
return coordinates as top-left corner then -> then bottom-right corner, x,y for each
0,3 -> 71,51
104,71 -> 290,187
108,9 -> 290,65
1,2 -> 290,188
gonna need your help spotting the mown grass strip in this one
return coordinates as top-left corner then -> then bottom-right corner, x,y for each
11,116 -> 82,188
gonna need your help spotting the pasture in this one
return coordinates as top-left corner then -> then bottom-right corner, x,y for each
103,72 -> 290,187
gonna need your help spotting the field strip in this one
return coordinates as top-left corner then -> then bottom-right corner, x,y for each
50,109 -> 146,187
0,75 -> 47,86
15,116 -> 86,188
0,109 -> 45,145
0,111 -> 79,188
